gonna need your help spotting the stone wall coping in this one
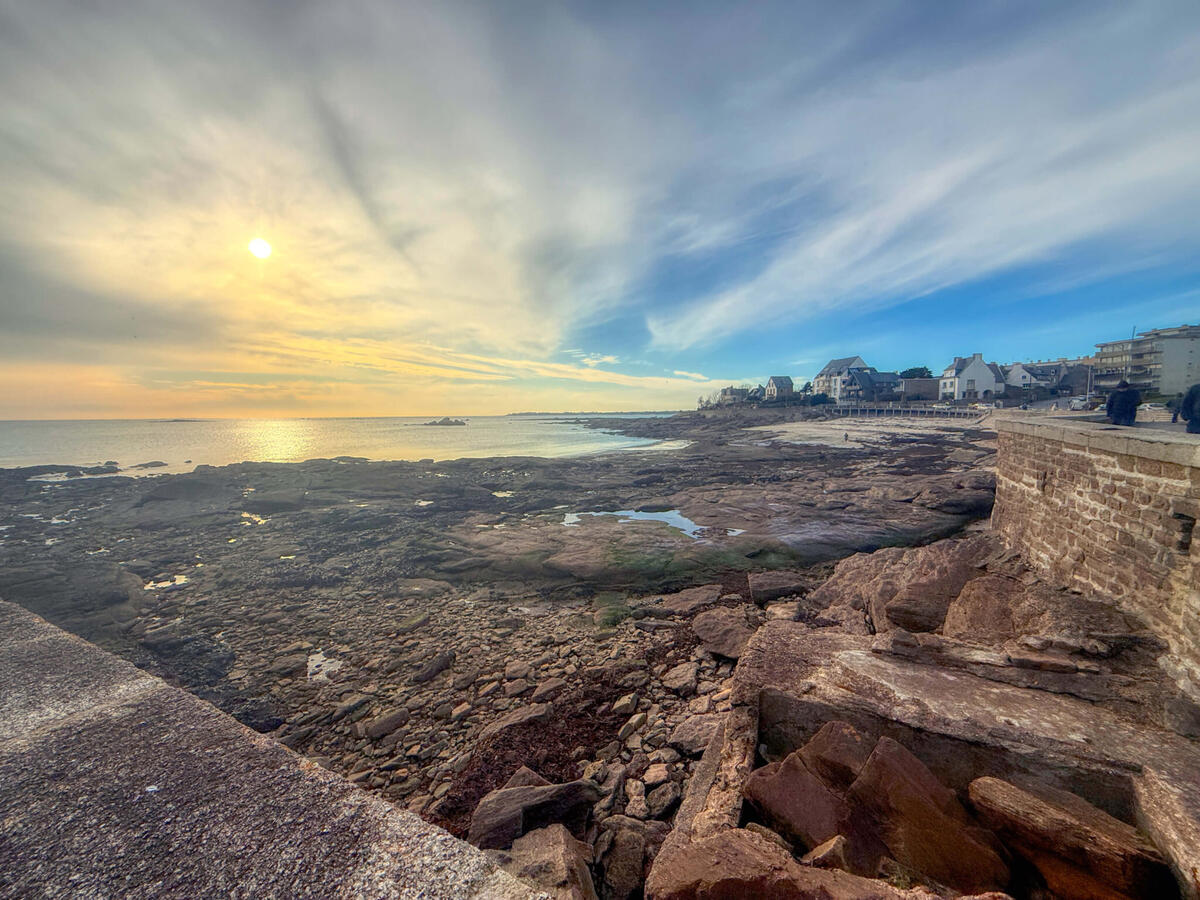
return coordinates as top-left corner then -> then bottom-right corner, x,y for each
995,416 -> 1200,468
0,600 -> 543,899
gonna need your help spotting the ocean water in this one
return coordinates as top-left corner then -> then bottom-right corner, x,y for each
0,414 -> 677,474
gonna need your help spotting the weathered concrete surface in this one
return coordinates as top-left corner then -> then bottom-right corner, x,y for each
726,621 -> 1200,898
0,600 -> 542,899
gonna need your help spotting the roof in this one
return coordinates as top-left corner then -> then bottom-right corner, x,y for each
766,376 -> 793,388
817,356 -> 867,376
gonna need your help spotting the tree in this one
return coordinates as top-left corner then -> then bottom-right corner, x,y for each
900,366 -> 933,379
800,381 -> 813,394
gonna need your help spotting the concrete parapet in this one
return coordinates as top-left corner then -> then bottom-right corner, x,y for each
0,600 -> 542,899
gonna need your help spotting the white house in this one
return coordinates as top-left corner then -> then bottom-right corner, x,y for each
814,356 -> 868,402
939,353 -> 1004,400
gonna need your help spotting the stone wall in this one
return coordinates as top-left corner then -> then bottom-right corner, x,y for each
993,417 -> 1200,697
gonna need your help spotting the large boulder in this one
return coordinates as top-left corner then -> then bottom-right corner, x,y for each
845,738 -> 1009,895
799,721 -> 875,792
808,535 -> 994,634
743,753 -> 849,850
692,608 -> 755,659
968,777 -> 1176,900
487,824 -> 598,900
646,827 -> 938,900
468,779 -> 602,850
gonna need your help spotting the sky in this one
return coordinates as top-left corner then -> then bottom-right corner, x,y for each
2,1 -> 1199,418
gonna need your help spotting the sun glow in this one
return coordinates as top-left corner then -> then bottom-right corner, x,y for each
248,238 -> 272,259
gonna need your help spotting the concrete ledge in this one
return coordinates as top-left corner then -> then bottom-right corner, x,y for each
995,416 -> 1200,468
0,600 -> 542,899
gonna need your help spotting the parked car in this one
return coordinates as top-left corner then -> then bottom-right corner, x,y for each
1138,402 -> 1166,411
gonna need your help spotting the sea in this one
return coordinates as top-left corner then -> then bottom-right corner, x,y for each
0,413 -> 679,475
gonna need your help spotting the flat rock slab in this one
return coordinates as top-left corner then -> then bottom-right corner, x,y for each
733,621 -> 1200,899
0,602 -> 541,900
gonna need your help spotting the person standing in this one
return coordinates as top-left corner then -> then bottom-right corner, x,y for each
1181,383 -> 1200,435
1106,380 -> 1141,427
1169,392 -> 1184,424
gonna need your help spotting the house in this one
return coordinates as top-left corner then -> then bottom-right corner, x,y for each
765,376 -> 794,400
813,356 -> 869,401
718,386 -> 750,405
747,384 -> 766,402
899,377 -> 939,401
1003,362 -> 1054,390
939,353 -> 1004,400
842,369 -> 902,402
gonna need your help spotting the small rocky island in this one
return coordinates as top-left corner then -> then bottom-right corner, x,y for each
421,416 -> 467,426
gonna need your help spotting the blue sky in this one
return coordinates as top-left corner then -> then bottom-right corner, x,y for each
1,0 -> 1199,416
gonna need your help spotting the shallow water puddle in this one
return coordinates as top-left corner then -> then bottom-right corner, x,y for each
240,511 -> 267,525
562,509 -> 743,538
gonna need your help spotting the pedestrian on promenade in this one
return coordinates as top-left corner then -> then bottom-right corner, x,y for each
1106,380 -> 1141,427
1169,392 -> 1183,424
1181,383 -> 1200,435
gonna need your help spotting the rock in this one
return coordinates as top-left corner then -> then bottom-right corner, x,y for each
808,535 -> 994,634
646,827 -> 928,900
600,823 -> 647,900
468,779 -> 602,850
646,780 -> 681,819
505,660 -> 533,680
668,714 -> 722,757
643,763 -> 670,788
799,721 -> 875,792
479,703 -> 554,743
487,824 -> 598,900
743,752 -> 850,853
612,692 -> 638,716
451,701 -> 472,721
968,776 -> 1175,900
661,662 -> 699,697
364,707 -> 411,740
802,834 -> 850,870
749,571 -> 816,603
504,678 -> 533,698
618,713 -> 647,740
504,766 -> 552,789
845,737 -> 1009,895
692,608 -> 755,659
532,677 -> 567,702
330,694 -> 370,722
659,584 -> 722,615
625,779 -> 649,819
412,650 -> 455,683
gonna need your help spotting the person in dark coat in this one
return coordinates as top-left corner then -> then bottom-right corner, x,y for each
1181,383 -> 1200,434
1105,381 -> 1141,427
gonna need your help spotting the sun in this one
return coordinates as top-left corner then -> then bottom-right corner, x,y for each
248,238 -> 272,259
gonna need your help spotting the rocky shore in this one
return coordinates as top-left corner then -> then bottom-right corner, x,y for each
0,408 -> 1010,896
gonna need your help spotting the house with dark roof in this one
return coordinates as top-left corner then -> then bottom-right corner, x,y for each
765,376 -> 794,400
939,353 -> 1004,400
813,356 -> 868,401
843,369 -> 901,402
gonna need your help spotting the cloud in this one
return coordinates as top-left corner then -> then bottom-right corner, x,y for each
1,2 -> 1198,416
